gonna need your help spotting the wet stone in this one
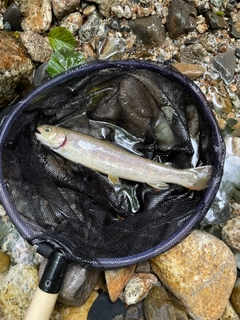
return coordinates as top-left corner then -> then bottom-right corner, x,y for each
210,0 -> 223,7
166,0 -> 197,38
32,62 -> 51,88
79,12 -> 100,42
212,48 -> 236,83
129,15 -> 166,46
235,48 -> 240,59
3,3 -> 21,31
172,62 -> 205,80
110,18 -> 121,31
205,12 -> 228,29
88,292 -> 126,320
20,31 -> 53,63
229,21 -> 240,39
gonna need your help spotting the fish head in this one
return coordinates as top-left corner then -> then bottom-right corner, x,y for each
35,125 -> 66,149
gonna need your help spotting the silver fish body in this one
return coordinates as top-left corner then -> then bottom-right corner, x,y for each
35,125 -> 213,190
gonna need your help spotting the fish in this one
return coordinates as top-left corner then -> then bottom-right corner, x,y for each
35,125 -> 213,191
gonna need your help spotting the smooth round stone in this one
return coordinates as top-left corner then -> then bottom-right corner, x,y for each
32,63 -> 50,88
3,3 -> 21,31
88,292 -> 126,320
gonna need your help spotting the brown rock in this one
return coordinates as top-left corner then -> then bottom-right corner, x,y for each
230,278 -> 240,315
0,31 -> 33,108
20,0 -> 52,33
222,216 -> 240,251
51,0 -> 79,20
219,301 -> 240,320
0,251 -> 10,273
172,63 -> 206,80
105,265 -> 136,302
57,290 -> 98,320
150,230 -> 237,320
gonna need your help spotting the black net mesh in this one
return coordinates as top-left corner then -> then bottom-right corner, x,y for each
0,60 -> 225,268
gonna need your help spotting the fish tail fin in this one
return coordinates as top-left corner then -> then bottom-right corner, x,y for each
184,165 -> 213,191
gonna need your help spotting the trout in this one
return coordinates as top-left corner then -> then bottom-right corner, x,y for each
35,125 -> 213,190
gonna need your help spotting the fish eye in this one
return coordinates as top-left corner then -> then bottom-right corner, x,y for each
45,127 -> 51,133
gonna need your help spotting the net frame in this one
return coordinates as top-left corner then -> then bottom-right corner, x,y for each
0,60 -> 225,268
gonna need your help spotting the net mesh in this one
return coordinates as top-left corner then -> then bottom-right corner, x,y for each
0,61 -> 225,268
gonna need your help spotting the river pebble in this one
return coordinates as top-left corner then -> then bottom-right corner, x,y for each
20,31 -> 53,63
2,3 -> 21,31
205,12 -> 228,30
231,278 -> 240,316
20,0 -> 52,33
129,15 -> 166,46
105,265 -> 136,303
222,216 -> 240,251
166,0 -> 197,38
212,48 -> 236,83
51,0 -> 79,21
172,62 -> 206,80
78,11 -> 100,42
150,230 -> 237,320
60,12 -> 83,35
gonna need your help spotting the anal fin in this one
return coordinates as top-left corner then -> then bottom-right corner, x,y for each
148,182 -> 169,190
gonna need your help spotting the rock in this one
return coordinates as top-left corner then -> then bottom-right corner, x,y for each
166,0 -> 197,38
51,0 -> 79,21
96,36 -> 125,61
144,284 -> 188,320
0,251 -> 10,273
129,16 -> 166,46
200,32 -> 218,53
88,292 -> 126,320
60,12 -> 83,35
20,0 -> 52,33
0,31 -> 33,108
2,3 -> 21,31
222,216 -> 240,251
78,11 -> 100,42
0,264 -> 38,319
135,261 -> 151,273
57,290 -> 98,320
83,5 -> 96,16
230,21 -> 240,39
39,259 -> 100,306
219,301 -> 240,320
205,12 -> 228,30
123,273 -> 158,305
105,265 -> 136,302
125,301 -> 145,320
32,62 -> 51,87
180,43 -> 209,64
172,63 -> 206,80
231,278 -> 240,316
210,0 -> 223,7
212,48 -> 236,84
20,31 -> 53,63
150,230 -> 237,320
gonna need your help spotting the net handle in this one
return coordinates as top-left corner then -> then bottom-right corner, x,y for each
24,250 -> 68,320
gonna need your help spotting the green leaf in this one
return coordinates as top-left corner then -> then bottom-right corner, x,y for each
48,27 -> 77,51
47,48 -> 85,77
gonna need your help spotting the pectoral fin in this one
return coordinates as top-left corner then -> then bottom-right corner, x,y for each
108,174 -> 120,185
148,182 -> 169,190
